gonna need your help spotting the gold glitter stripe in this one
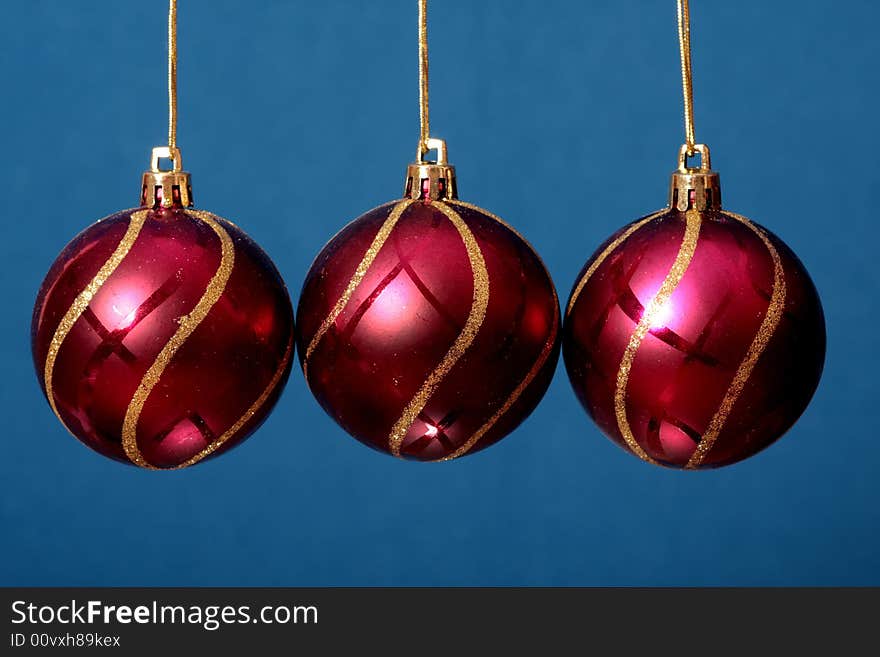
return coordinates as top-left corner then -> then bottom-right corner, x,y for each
121,210 -> 235,469
566,210 -> 667,317
440,290 -> 559,462
174,333 -> 294,469
447,198 -> 560,316
446,199 -> 560,323
446,199 -> 531,245
302,199 -> 414,382
685,213 -> 786,469
388,201 -> 490,458
438,199 -> 560,461
614,209 -> 702,465
43,210 -> 150,432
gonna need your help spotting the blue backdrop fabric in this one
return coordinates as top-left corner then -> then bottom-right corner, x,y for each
1,0 -> 877,585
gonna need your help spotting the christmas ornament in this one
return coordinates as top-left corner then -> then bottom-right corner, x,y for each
296,0 -> 560,461
31,0 -> 294,469
563,0 -> 825,469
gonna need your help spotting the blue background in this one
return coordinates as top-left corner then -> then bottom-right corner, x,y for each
1,0 -> 876,586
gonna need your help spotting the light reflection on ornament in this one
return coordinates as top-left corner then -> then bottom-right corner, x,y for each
647,297 -> 675,330
110,293 -> 139,329
370,279 -> 410,327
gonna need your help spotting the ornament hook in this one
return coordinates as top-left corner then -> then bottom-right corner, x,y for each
416,137 -> 448,166
150,146 -> 183,173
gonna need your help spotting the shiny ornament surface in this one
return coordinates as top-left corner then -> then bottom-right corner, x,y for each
297,198 -> 560,461
32,205 -> 294,469
564,208 -> 825,469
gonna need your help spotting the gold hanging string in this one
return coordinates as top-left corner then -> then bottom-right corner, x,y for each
677,0 -> 695,154
418,0 -> 430,151
168,0 -> 178,150
143,0 -> 190,207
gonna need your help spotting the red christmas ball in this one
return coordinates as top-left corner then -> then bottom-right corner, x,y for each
297,198 -> 560,461
32,205 -> 294,469
564,207 -> 825,469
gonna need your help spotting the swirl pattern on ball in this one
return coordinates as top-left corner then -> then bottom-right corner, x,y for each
297,198 -> 560,461
32,206 -> 294,469
563,208 -> 825,469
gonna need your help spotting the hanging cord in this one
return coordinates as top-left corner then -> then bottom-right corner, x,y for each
677,0 -> 695,154
168,0 -> 178,150
418,0 -> 430,151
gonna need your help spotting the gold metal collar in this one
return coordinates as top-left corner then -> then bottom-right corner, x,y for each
404,137 -> 457,201
141,146 -> 193,208
669,143 -> 721,212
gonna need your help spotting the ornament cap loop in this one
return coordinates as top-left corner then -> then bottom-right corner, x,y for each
417,137 -> 448,165
141,146 -> 193,208
669,143 -> 721,211
405,138 -> 457,201
677,143 -> 711,172
150,146 -> 183,172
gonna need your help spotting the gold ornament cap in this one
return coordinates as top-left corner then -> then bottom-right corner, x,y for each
669,143 -> 721,211
404,137 -> 457,201
141,146 -> 193,208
